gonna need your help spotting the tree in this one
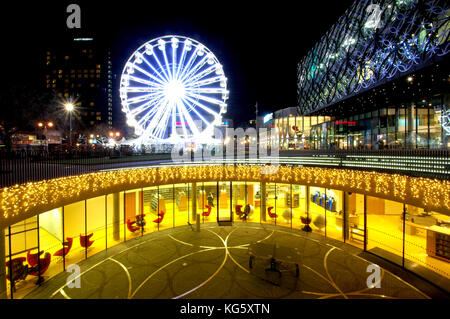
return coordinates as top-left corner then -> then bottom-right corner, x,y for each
0,83 -> 60,152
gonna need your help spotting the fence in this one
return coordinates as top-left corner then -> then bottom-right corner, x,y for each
0,148 -> 449,188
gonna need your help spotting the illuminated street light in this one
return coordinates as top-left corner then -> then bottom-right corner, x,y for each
65,102 -> 74,148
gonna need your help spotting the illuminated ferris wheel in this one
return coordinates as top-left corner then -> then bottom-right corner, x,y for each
120,35 -> 229,143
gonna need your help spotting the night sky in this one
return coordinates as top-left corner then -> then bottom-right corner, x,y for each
2,0 -> 354,125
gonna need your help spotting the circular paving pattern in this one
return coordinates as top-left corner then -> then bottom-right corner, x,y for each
26,223 -> 431,299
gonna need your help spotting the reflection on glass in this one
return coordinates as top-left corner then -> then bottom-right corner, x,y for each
158,184 -> 173,231
87,196 -> 106,258
106,192 -> 124,249
366,197 -> 404,266
174,183 -> 190,228
142,186 -> 161,232
277,184 -> 293,227
63,201 -> 86,267
201,182 -> 217,223
403,205 -> 450,279
218,182 -> 231,222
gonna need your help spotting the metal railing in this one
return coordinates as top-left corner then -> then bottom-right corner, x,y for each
0,148 -> 449,188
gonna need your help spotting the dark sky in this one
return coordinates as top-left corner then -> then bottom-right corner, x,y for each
2,0 -> 354,124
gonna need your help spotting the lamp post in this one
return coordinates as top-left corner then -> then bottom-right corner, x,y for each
65,103 -> 74,148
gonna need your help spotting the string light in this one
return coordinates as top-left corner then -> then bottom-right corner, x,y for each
0,165 -> 449,226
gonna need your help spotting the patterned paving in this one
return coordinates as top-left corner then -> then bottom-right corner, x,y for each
25,223 -> 433,299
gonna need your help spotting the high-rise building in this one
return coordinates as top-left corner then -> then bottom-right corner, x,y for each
43,37 -> 113,132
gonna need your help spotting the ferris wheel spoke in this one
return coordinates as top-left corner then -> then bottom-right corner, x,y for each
179,55 -> 208,83
162,47 -> 173,81
142,99 -> 169,136
185,87 -> 227,94
155,101 -> 172,139
177,45 -> 201,83
183,64 -> 217,86
182,95 -> 221,116
176,102 -> 189,138
129,93 -> 165,117
125,92 -> 164,105
174,42 -> 189,79
127,74 -> 164,88
172,44 -> 177,81
177,100 -> 201,137
184,91 -> 226,107
186,75 -> 224,88
123,86 -> 161,93
151,51 -> 171,83
135,100 -> 162,124
141,55 -> 170,84
132,64 -> 167,86
180,97 -> 212,128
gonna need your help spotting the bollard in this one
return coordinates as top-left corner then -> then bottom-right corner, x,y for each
196,213 -> 201,232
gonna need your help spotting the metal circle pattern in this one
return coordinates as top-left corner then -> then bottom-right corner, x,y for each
120,35 -> 229,143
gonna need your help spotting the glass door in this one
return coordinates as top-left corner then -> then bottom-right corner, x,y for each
217,181 -> 232,224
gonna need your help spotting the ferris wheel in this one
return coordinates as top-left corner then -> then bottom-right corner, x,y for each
120,35 -> 229,143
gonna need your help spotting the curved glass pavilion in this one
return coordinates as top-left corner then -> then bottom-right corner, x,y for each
1,162 -> 449,299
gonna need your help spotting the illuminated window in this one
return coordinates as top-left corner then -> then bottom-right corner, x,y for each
90,102 -> 95,106
64,56 -> 70,60
90,83 -> 95,87
96,116 -> 101,121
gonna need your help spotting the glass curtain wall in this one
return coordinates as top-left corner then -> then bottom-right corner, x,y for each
106,192 -> 124,249
305,96 -> 448,150
3,181 -> 449,299
174,183 -> 190,228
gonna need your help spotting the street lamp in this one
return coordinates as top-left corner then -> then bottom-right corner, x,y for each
65,103 -> 74,148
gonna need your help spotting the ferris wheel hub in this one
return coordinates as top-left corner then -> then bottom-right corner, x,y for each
164,80 -> 185,102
